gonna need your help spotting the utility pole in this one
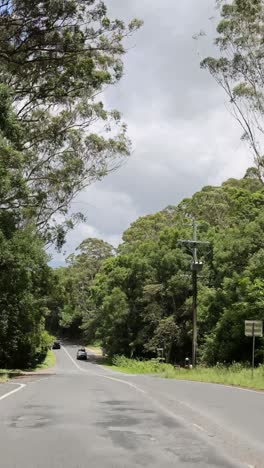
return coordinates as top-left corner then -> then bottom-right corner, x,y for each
252,322 -> 255,379
192,220 -> 198,369
178,220 -> 209,367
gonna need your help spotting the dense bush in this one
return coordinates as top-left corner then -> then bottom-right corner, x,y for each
0,221 -> 53,368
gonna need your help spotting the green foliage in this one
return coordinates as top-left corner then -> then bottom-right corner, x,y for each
49,170 -> 264,366
99,287 -> 129,356
111,355 -> 174,374
35,349 -> 56,371
50,237 -> 115,338
0,222 -> 54,368
145,317 -> 180,362
0,1 -> 142,369
0,89 -> 56,367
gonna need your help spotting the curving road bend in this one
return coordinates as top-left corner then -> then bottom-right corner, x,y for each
0,344 -> 262,467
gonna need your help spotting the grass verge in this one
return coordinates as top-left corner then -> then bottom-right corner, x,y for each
0,369 -> 22,382
0,350 -> 56,382
35,349 -> 56,371
105,356 -> 264,390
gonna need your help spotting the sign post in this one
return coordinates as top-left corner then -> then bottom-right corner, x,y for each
157,348 -> 165,362
245,320 -> 263,377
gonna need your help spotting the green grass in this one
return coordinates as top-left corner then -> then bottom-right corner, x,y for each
0,369 -> 22,382
106,356 -> 264,390
35,349 -> 56,371
0,372 -> 11,383
105,356 -> 171,374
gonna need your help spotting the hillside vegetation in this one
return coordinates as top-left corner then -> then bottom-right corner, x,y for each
51,171 -> 264,365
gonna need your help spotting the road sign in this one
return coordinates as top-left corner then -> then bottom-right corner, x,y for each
245,320 -> 263,378
245,320 -> 263,337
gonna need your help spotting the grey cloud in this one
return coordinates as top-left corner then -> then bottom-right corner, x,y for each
50,1 -> 252,265
94,108 -> 250,213
73,187 -> 140,236
106,0 -> 222,120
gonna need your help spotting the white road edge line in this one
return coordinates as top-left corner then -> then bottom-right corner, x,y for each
215,384 -> 264,396
0,382 -> 26,401
175,378 -> 264,396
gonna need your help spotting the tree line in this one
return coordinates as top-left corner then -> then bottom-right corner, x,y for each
0,0 -> 264,368
0,0 -> 141,368
51,172 -> 264,365
50,0 -> 264,364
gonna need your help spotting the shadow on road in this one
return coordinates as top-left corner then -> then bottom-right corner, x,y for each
88,355 -> 111,366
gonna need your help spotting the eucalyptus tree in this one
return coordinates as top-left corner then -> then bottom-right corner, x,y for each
201,0 -> 264,181
0,0 -> 142,243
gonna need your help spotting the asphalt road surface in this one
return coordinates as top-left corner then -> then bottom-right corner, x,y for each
0,345 -> 263,468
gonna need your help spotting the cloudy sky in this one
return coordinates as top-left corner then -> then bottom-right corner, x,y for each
51,0 -> 252,265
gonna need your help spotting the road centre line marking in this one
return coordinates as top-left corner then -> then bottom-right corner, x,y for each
193,423 -> 207,433
61,348 -> 261,468
0,382 -> 26,401
102,375 -> 146,394
62,346 -> 146,394
62,346 -> 86,372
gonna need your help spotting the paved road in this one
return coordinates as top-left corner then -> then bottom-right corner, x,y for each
0,345 -> 261,467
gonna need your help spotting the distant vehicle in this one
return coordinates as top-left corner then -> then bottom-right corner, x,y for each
76,348 -> 88,360
52,341 -> 61,349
